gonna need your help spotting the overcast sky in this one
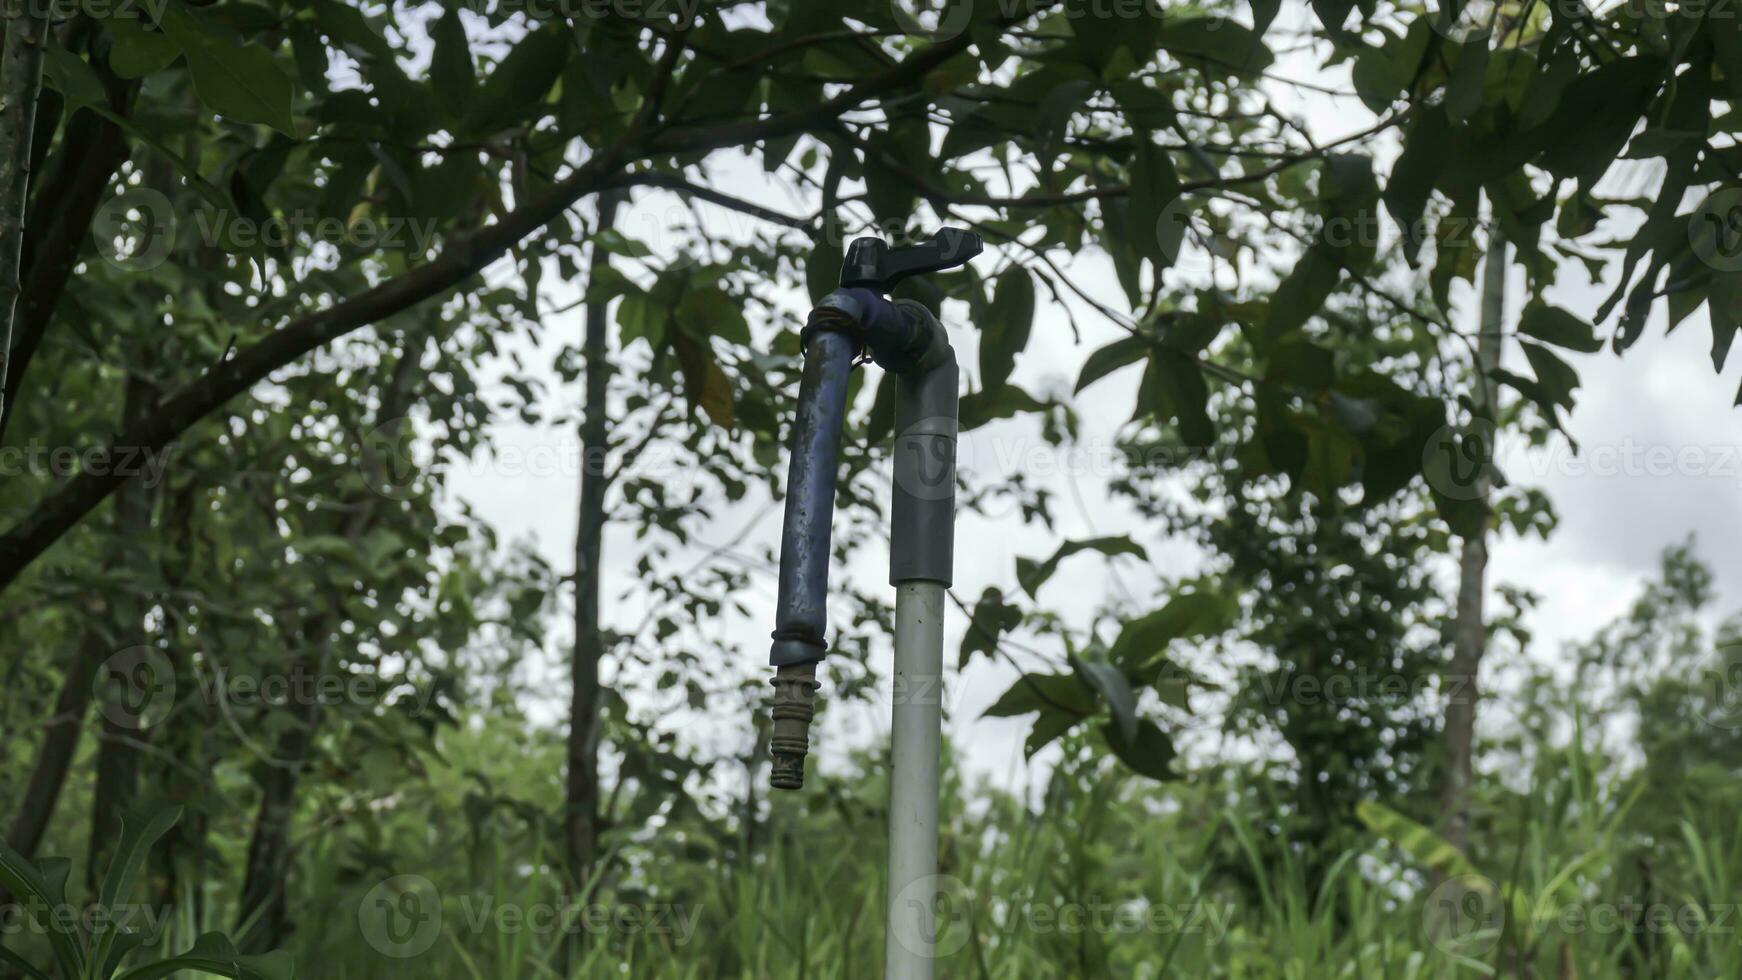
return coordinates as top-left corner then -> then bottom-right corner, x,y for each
441,6 -> 1742,795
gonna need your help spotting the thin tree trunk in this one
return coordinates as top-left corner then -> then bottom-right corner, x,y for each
0,624 -> 106,914
235,646 -> 325,953
86,375 -> 158,893
1437,229 -> 1507,857
0,0 -> 49,423
565,193 -> 623,897
234,343 -> 420,952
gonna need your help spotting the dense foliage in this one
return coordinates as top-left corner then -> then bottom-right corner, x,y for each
0,0 -> 1737,975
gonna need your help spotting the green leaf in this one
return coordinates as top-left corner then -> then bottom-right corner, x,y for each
672,331 -> 735,428
1102,719 -> 1178,781
807,233 -> 843,303
1138,347 -> 1213,445
42,45 -> 108,109
983,672 -> 1098,718
1107,591 -> 1236,670
0,838 -> 86,976
1383,108 -> 1452,263
91,806 -> 184,972
959,385 -> 1046,430
1444,39 -> 1489,124
960,587 -> 1022,666
429,5 -> 475,108
1356,801 -> 1489,883
1518,341 -> 1579,409
1015,536 -> 1146,598
617,292 -> 666,350
106,16 -> 181,79
1128,139 -> 1182,274
1156,15 -> 1272,77
1072,653 -> 1138,743
461,25 -> 571,135
678,288 -> 751,346
1024,709 -> 1081,758
979,267 -> 1035,389
1074,334 -> 1148,393
0,945 -> 50,980
1264,250 -> 1340,341
160,3 -> 297,135
1518,302 -> 1602,353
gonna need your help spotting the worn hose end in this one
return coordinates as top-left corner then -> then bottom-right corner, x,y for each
769,663 -> 820,790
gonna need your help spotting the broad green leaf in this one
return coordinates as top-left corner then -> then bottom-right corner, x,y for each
1128,139 -> 1182,274
1383,108 -> 1452,263
0,838 -> 85,976
461,25 -> 571,135
1518,302 -> 1602,353
1024,709 -> 1081,758
1015,536 -> 1146,598
106,16 -> 182,79
1107,591 -> 1237,669
672,331 -> 735,428
983,671 -> 1097,719
979,267 -> 1035,389
1356,801 -> 1489,883
160,4 -> 297,135
42,45 -> 108,109
959,385 -> 1046,430
429,5 -> 475,108
1444,39 -> 1489,124
960,587 -> 1021,666
91,805 -> 184,971
1072,653 -> 1138,743
1156,15 -> 1272,77
0,946 -> 50,980
1102,719 -> 1178,781
1518,341 -> 1579,409
1074,334 -> 1148,393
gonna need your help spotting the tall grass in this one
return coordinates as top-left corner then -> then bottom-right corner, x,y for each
251,720 -> 1742,979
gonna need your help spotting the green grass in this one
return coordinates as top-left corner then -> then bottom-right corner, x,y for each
245,724 -> 1742,979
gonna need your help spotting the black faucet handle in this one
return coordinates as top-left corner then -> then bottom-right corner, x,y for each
839,228 -> 983,293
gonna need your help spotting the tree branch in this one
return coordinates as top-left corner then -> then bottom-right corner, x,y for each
601,170 -> 817,230
0,12 -> 1035,595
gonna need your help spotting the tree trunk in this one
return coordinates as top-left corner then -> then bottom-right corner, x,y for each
234,344 -> 420,952
565,193 -> 622,896
1437,229 -> 1508,857
236,648 -> 325,953
0,0 -> 49,424
86,374 -> 159,894
0,623 -> 106,913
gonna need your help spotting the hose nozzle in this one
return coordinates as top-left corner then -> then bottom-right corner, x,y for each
769,663 -> 820,789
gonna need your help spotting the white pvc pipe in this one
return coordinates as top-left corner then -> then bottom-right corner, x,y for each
885,580 -> 945,979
